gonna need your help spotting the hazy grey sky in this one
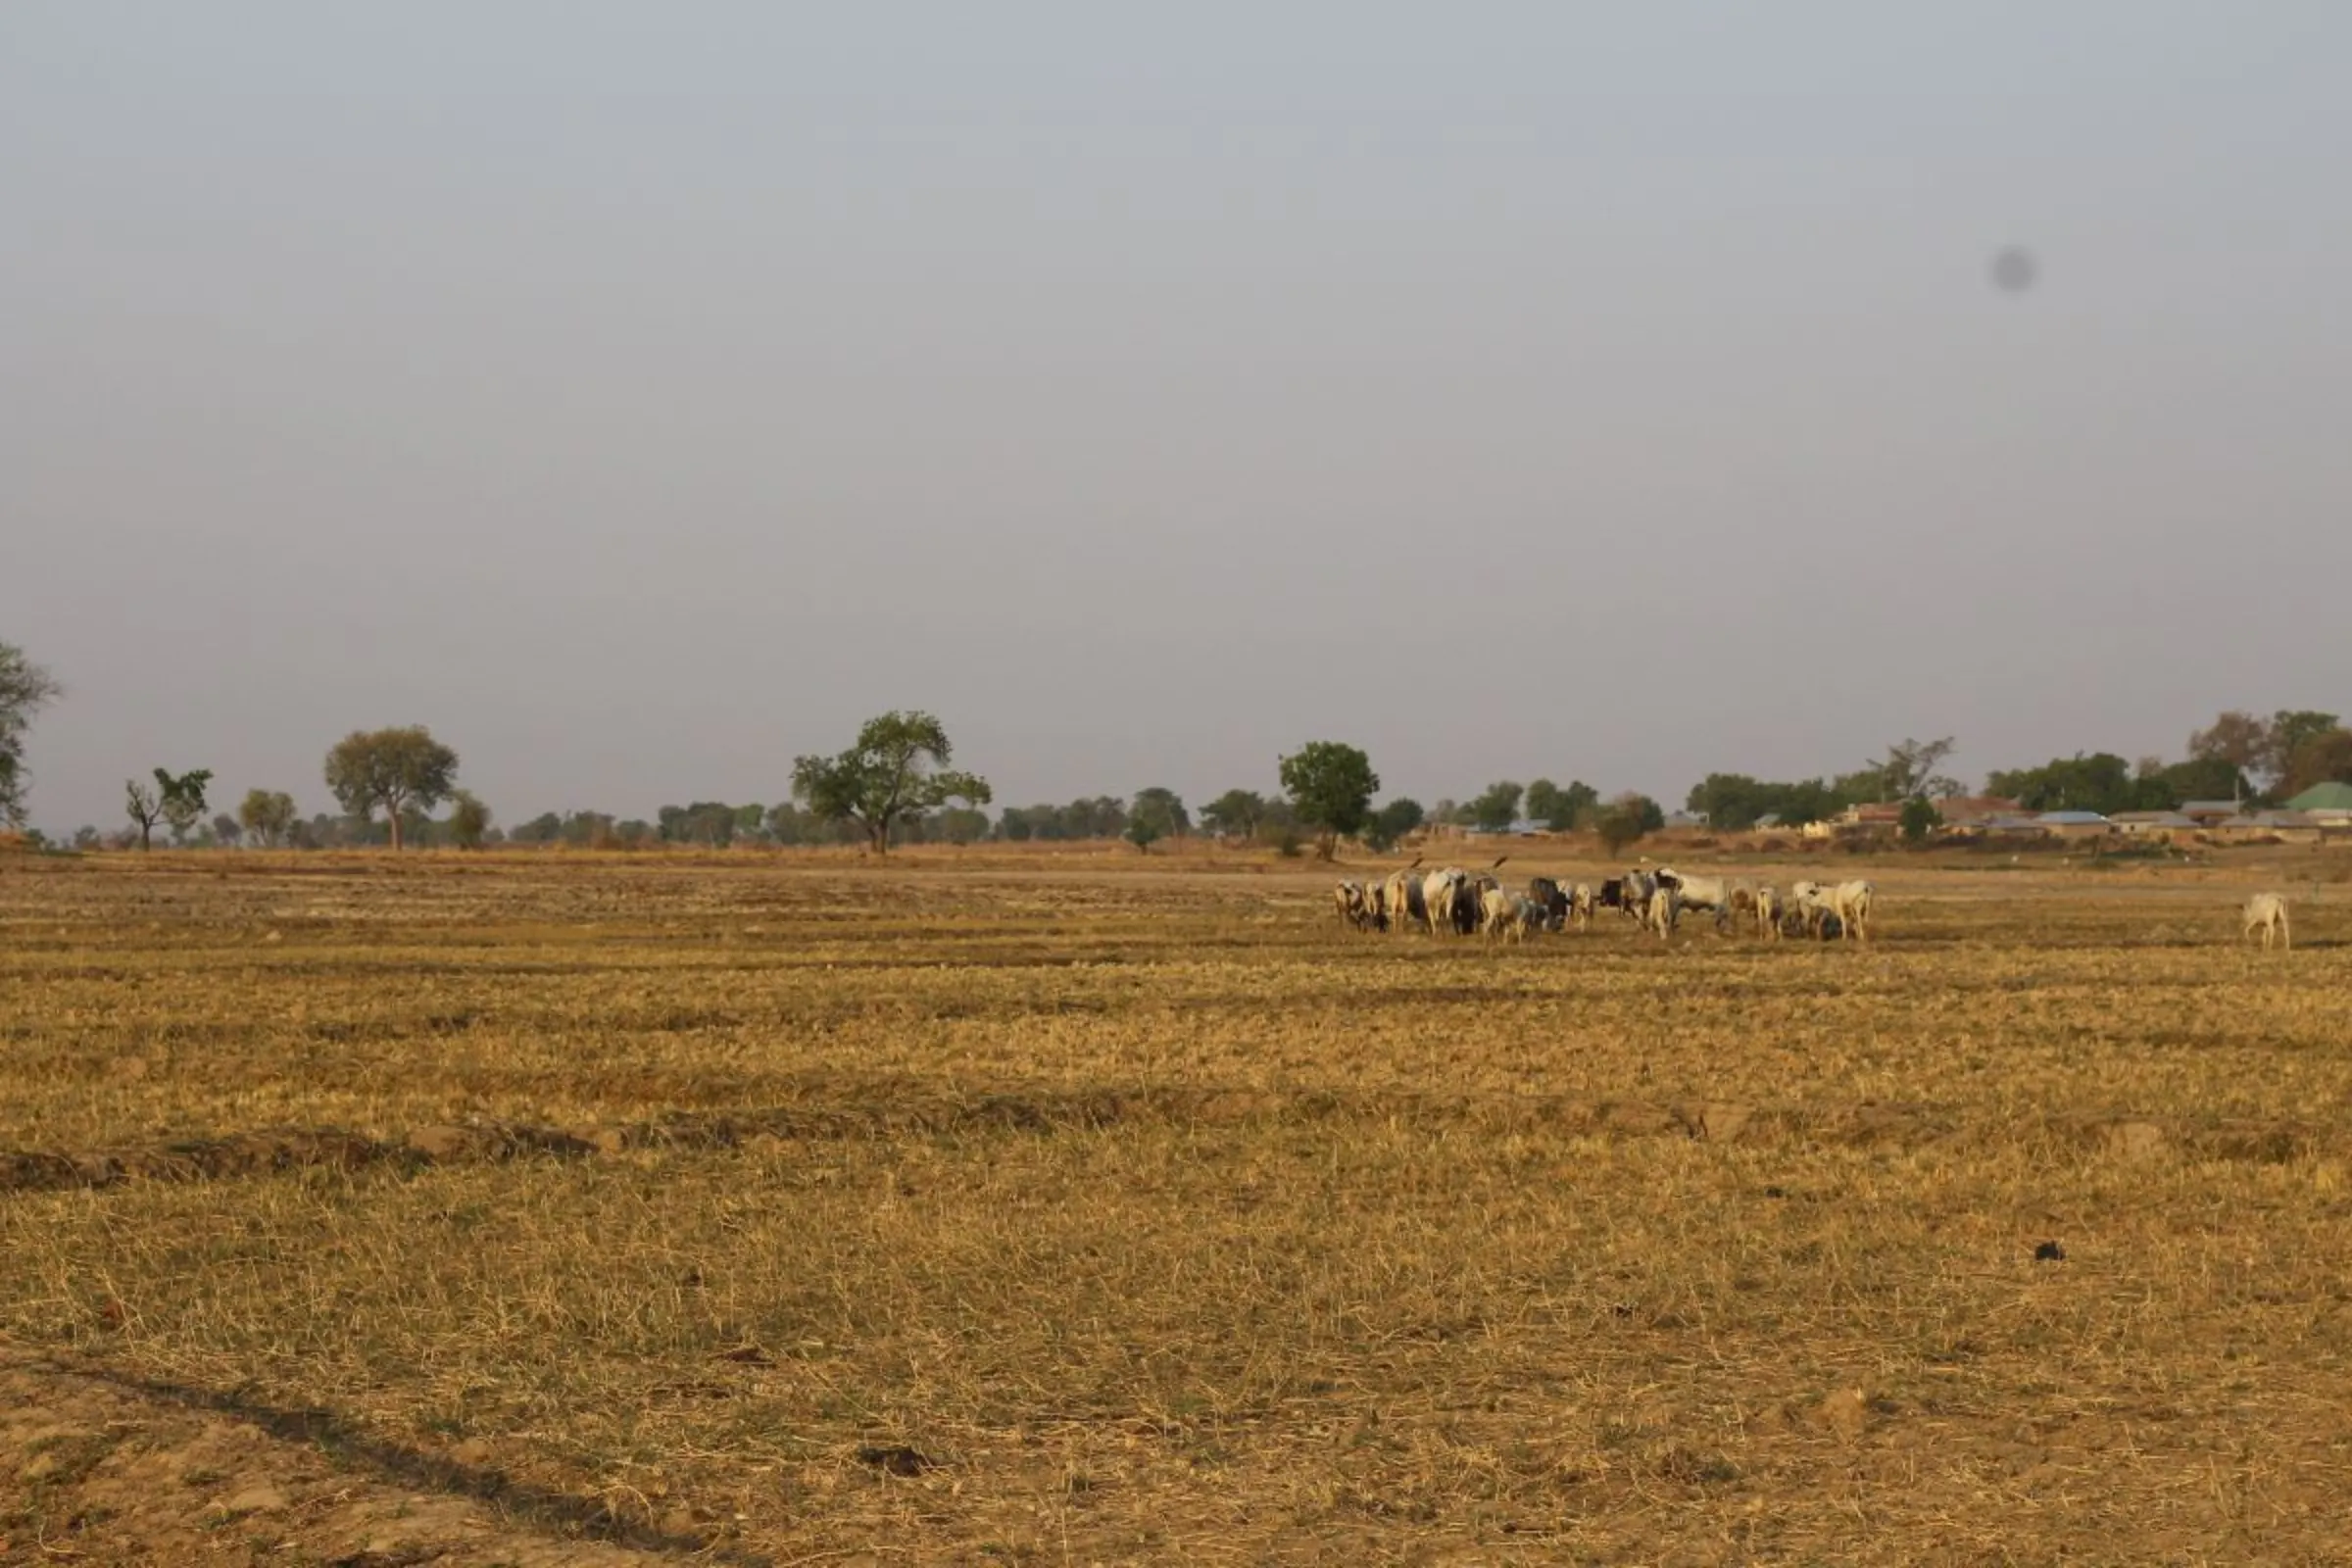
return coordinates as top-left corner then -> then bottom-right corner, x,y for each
7,4 -> 2349,830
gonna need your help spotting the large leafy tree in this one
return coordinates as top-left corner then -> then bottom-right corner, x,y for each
2282,726 -> 2352,797
791,710 -> 991,856
323,726 -> 461,850
1593,792 -> 1661,857
447,791 -> 492,850
1199,789 -> 1268,843
1524,778 -> 1597,832
2269,711 -> 2344,794
1278,741 -> 1378,860
156,767 -> 214,846
1359,797 -> 1425,854
1986,753 -> 2138,815
1131,787 -> 1189,842
238,789 -> 299,848
0,641 -> 63,829
2186,710 -> 2270,776
1467,781 -> 1524,833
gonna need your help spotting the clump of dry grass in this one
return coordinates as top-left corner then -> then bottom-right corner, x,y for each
3,851 -> 2349,1560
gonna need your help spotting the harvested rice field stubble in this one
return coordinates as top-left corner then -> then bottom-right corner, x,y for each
3,848 -> 2350,1563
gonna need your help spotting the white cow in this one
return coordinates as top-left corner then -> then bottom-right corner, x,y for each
2243,892 -> 2290,952
1789,880 -> 1833,939
1423,867 -> 1469,936
1752,884 -> 1783,941
1568,882 -> 1597,930
1830,879 -> 1875,943
1479,884 -> 1513,939
1655,867 -> 1733,932
1383,869 -> 1423,935
1645,883 -> 1682,940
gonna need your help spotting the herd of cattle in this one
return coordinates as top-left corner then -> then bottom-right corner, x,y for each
1333,860 -> 1874,944
1335,862 -> 2302,952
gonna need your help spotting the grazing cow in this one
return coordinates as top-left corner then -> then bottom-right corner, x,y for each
1597,877 -> 1627,913
1509,896 -> 1545,944
1527,876 -> 1569,932
1334,881 -> 1369,930
1384,869 -> 1425,935
1645,883 -> 1682,940
1729,883 -> 1758,925
1830,879 -> 1875,943
1752,885 -> 1783,941
1654,867 -> 1733,932
1789,880 -> 1832,938
1479,885 -> 1513,939
1569,882 -> 1597,930
2243,892 -> 2290,952
1423,868 -> 1475,936
1621,869 -> 1659,922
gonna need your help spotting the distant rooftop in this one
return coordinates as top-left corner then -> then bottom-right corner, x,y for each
2284,781 -> 2352,812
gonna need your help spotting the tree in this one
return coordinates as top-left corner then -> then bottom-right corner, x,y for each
509,810 -> 564,846
1132,787 -> 1189,843
0,642 -> 63,830
2187,710 -> 2270,775
1592,793 -> 1657,857
791,710 -> 991,857
1899,796 -> 1942,845
1986,753 -> 2138,815
1876,736 -> 1961,801
2281,726 -> 2352,797
123,778 -> 166,850
931,806 -> 992,845
1199,790 -> 1267,843
154,768 -> 213,846
660,802 -> 738,848
1467,781 -> 1524,833
212,813 -> 244,848
323,726 -> 461,851
1123,814 -> 1162,854
1524,778 -> 1596,833
2141,754 -> 2246,808
238,789 -> 298,848
2264,711 -> 2340,791
447,791 -> 492,850
1279,742 -> 1379,860
1360,797 -> 1425,854
1685,773 -> 1771,832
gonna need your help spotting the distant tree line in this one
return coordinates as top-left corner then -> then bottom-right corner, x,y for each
10,643 -> 2352,858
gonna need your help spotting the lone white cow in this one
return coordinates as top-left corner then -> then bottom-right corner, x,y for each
2243,892 -> 2290,952
1830,879 -> 1874,943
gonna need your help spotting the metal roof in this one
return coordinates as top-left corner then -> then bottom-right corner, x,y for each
2284,781 -> 2352,811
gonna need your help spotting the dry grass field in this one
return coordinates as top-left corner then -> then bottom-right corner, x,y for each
4,845 -> 2350,1565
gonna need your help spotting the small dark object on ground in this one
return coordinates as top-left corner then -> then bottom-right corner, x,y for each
2034,1241 -> 2065,1262
857,1445 -> 936,1476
